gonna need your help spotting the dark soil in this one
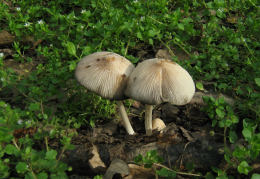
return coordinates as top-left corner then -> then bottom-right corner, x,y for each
63,102 -> 226,178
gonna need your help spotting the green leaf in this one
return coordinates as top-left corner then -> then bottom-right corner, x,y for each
69,61 -> 76,71
143,162 -> 153,168
82,46 -> 92,55
216,108 -> 225,118
137,31 -> 143,40
134,154 -> 143,164
45,150 -> 57,160
196,82 -> 204,91
232,147 -> 247,160
177,23 -> 184,30
5,144 -> 19,155
255,78 -> 260,87
37,159 -> 51,169
229,130 -> 238,143
218,97 -> 226,105
148,38 -> 153,45
185,162 -> 194,171
25,172 -> 35,179
205,172 -> 215,179
29,103 -> 40,111
16,162 -> 28,173
147,29 -> 157,37
127,55 -> 139,63
216,176 -> 228,179
238,161 -> 252,175
66,41 -> 76,57
218,120 -> 225,128
156,168 -> 176,178
0,160 -> 10,178
251,173 -> 260,179
212,119 -> 217,127
93,175 -> 103,179
242,128 -> 252,140
147,150 -> 157,158
224,154 -> 231,163
225,119 -> 233,127
37,172 -> 48,179
25,146 -> 31,155
50,172 -> 68,179
89,118 -> 95,128
230,115 -> 239,124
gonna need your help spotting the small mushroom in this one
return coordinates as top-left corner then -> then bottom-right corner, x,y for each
75,52 -> 135,135
125,58 -> 195,135
152,118 -> 166,132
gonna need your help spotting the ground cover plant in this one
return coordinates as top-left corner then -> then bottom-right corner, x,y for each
0,0 -> 259,178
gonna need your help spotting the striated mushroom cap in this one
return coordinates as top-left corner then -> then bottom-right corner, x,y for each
75,52 -> 134,100
125,58 -> 195,105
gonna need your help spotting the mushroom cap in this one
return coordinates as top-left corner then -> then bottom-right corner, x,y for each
75,52 -> 134,100
152,118 -> 166,132
125,58 -> 195,105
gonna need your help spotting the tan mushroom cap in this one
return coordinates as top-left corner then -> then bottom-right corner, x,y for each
152,118 -> 166,132
75,52 -> 134,100
125,58 -> 195,105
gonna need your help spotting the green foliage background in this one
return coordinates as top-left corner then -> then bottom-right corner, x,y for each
0,0 -> 259,178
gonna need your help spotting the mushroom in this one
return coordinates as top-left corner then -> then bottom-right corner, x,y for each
152,118 -> 166,132
125,58 -> 195,135
75,51 -> 135,135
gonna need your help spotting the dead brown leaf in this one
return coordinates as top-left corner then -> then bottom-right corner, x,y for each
0,30 -> 15,45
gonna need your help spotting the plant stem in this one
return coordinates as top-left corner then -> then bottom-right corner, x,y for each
145,105 -> 153,136
13,139 -> 37,179
116,101 -> 135,135
173,39 -> 191,57
45,137 -> 49,152
224,126 -> 227,149
147,16 -> 164,25
158,38 -> 175,57
12,138 -> 20,150
153,163 -> 202,177
55,147 -> 66,168
124,39 -> 130,57
29,167 -> 38,179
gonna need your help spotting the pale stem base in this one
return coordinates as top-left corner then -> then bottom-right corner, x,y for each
116,101 -> 135,135
145,105 -> 153,136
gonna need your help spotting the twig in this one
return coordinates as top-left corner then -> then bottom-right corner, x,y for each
128,112 -> 139,117
153,163 -> 203,177
179,142 -> 191,169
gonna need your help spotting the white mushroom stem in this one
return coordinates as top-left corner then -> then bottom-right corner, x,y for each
145,105 -> 153,136
116,101 -> 135,135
